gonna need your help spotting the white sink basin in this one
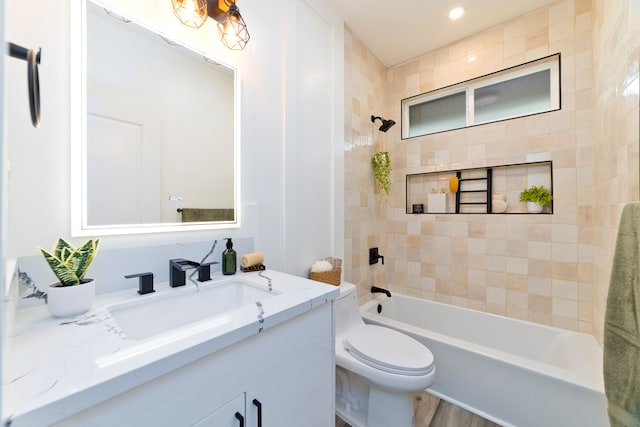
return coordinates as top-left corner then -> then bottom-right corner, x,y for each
107,279 -> 279,340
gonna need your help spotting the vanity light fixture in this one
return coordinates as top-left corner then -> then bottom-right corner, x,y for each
172,0 -> 250,51
448,6 -> 465,20
172,0 -> 208,28
210,0 -> 250,51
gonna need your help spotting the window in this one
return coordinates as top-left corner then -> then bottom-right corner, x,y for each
402,54 -> 560,139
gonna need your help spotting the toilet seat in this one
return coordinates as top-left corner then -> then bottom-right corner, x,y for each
344,325 -> 434,376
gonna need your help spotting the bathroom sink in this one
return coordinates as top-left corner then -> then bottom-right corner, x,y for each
107,280 -> 279,340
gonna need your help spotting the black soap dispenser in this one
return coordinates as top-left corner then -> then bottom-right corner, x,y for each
222,238 -> 237,275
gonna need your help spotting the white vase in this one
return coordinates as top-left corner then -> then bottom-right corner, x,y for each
527,202 -> 544,213
47,279 -> 96,318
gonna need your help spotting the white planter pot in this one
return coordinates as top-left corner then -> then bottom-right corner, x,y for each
47,279 -> 96,318
527,202 -> 544,213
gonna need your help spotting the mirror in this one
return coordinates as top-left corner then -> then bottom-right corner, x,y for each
72,1 -> 239,236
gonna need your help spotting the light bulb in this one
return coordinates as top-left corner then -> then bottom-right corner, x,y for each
216,4 -> 250,50
172,0 -> 208,29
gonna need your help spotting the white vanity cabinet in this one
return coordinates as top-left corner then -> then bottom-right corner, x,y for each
244,313 -> 334,426
192,394 -> 245,427
51,303 -> 334,427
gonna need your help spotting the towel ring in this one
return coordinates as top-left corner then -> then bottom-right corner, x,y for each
8,42 -> 42,127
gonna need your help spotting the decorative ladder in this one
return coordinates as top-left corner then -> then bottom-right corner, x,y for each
455,168 -> 492,214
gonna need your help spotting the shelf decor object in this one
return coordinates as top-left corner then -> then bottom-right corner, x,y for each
519,185 -> 553,213
449,176 -> 459,193
427,193 -> 447,213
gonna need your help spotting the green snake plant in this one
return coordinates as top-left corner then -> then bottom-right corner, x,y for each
39,238 -> 100,287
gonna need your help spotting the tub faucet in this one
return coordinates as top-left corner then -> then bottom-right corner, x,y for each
371,286 -> 391,297
170,258 -> 200,287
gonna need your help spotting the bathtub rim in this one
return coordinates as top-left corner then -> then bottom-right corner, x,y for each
360,293 -> 605,394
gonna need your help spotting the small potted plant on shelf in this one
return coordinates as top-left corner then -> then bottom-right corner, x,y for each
39,237 -> 100,317
519,185 -> 553,213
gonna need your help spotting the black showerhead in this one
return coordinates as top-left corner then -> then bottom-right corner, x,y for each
371,115 -> 396,132
379,118 -> 396,132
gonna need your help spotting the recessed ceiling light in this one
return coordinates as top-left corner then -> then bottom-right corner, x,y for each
449,7 -> 465,20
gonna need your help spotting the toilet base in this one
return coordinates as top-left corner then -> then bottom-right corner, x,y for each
368,388 -> 414,427
336,366 -> 416,427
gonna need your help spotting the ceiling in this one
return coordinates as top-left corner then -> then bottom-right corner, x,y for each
328,0 -> 557,67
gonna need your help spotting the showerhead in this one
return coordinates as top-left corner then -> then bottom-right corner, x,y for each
379,118 -> 396,132
371,115 -> 396,132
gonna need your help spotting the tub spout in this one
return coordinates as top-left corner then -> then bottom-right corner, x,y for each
371,286 -> 391,297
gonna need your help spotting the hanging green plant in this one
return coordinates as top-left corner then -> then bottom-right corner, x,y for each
372,151 -> 391,196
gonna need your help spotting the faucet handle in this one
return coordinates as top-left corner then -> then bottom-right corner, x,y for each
369,248 -> 384,265
125,272 -> 155,295
197,262 -> 219,282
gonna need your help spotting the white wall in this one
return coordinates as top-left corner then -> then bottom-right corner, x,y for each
0,0 -> 7,419
283,0 -> 344,277
4,0 -> 344,277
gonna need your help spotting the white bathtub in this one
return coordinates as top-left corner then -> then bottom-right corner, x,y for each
360,294 -> 609,427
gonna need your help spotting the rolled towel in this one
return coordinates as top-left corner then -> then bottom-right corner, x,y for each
241,252 -> 264,268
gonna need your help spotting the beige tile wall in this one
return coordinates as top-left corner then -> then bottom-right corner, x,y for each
592,0 -> 640,344
343,28 -> 390,302
344,0 -> 600,332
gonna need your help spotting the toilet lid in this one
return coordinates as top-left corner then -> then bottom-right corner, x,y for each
345,325 -> 434,376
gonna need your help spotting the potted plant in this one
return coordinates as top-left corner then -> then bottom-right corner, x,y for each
39,237 -> 100,317
519,185 -> 553,213
372,151 -> 391,196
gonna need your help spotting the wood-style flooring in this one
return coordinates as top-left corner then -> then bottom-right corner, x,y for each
335,391 -> 502,427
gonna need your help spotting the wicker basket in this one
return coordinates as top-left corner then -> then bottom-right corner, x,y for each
309,268 -> 342,286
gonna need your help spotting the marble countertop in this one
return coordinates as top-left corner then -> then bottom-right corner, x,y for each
4,270 -> 339,427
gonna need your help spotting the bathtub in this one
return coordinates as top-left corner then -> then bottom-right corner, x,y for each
360,293 -> 609,427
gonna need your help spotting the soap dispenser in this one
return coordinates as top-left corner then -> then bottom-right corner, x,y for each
222,238 -> 237,275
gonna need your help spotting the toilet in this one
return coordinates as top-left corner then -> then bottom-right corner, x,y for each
335,283 -> 435,427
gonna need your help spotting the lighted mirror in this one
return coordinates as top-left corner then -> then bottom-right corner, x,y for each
71,1 -> 240,236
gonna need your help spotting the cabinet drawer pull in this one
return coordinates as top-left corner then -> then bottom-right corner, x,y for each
235,411 -> 244,427
252,399 -> 263,427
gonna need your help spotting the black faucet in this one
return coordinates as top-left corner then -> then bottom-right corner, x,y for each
125,272 -> 155,295
371,286 -> 391,298
369,248 -> 384,265
170,259 -> 200,287
197,262 -> 218,282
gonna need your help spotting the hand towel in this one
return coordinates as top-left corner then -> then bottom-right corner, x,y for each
604,202 -> 640,427
241,252 -> 264,268
180,208 -> 234,222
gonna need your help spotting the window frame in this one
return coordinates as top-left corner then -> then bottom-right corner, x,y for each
401,53 -> 561,139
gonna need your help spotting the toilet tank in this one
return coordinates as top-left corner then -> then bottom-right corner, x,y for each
335,282 -> 365,339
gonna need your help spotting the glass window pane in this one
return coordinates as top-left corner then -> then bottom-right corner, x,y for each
474,69 -> 550,124
408,91 -> 466,137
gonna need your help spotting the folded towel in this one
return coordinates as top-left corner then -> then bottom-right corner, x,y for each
604,202 -> 640,427
241,252 -> 264,268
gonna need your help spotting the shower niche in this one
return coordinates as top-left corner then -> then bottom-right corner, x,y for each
405,161 -> 553,214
